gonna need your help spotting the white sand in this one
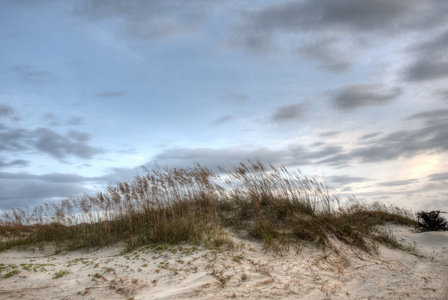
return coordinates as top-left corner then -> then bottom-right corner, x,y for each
1,225 -> 447,299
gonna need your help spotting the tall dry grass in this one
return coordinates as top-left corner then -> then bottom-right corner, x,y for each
0,162 -> 416,253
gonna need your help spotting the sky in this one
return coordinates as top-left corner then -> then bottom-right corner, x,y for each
1,0 -> 448,213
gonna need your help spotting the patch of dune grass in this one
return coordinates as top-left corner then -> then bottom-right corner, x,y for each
0,161 -> 416,254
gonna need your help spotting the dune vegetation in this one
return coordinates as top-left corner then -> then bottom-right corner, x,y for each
0,162 -> 416,254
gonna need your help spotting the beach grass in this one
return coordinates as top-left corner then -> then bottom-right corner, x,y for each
0,161 -> 416,254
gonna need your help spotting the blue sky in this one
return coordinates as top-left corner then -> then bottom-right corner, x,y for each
1,0 -> 448,212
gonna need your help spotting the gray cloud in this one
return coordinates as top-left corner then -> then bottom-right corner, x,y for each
97,91 -> 127,98
0,121 -> 103,161
42,113 -> 60,126
0,127 -> 30,151
67,116 -> 83,126
229,31 -> 274,54
319,131 -> 340,137
33,128 -> 103,160
0,104 -> 15,117
311,142 -> 325,148
349,114 -> 448,163
214,115 -> 233,124
232,0 -> 443,53
68,130 -> 91,142
316,153 -> 352,167
0,171 -> 95,183
0,178 -> 87,210
9,115 -> 23,123
298,37 -> 353,71
231,0 -> 448,75
0,170 -> 109,210
428,172 -> 448,182
312,0 -> 412,32
310,145 -> 344,161
377,179 -> 419,187
405,29 -> 448,82
412,29 -> 448,54
14,65 -> 54,85
0,158 -> 30,168
434,90 -> 448,102
405,58 -> 448,82
407,109 -> 448,120
326,175 -> 369,185
359,133 -> 381,140
12,111 -> 82,129
243,0 -> 418,35
330,84 -> 402,111
272,103 -> 306,122
350,137 -> 411,163
434,89 -> 448,101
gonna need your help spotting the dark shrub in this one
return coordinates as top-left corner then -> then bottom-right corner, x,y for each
416,210 -> 448,232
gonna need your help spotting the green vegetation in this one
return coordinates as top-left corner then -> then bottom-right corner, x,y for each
416,210 -> 448,232
0,162 -> 416,254
53,270 -> 70,279
1,263 -> 20,278
3,269 -> 20,278
20,263 -> 53,272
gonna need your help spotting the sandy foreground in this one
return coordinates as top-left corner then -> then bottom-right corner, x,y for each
0,225 -> 447,300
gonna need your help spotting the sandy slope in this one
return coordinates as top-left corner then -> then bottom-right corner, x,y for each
0,225 -> 447,300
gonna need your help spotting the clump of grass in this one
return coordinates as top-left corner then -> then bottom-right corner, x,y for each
3,269 -> 20,278
0,161 -> 416,254
53,270 -> 70,279
0,263 -> 19,278
20,263 -> 53,272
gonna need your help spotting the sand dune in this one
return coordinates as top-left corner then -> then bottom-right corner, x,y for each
1,225 -> 447,299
